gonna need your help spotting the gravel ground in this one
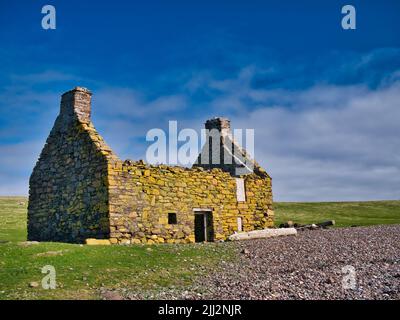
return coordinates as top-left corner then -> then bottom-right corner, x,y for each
110,225 -> 400,300
199,225 -> 400,300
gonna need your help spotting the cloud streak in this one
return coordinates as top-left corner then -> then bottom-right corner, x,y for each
232,82 -> 400,201
1,49 -> 399,201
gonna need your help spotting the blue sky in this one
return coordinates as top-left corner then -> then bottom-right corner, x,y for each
0,0 -> 399,200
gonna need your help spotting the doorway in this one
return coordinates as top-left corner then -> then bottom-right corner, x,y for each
194,211 -> 214,242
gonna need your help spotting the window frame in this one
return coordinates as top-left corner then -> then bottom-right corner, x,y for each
168,212 -> 177,224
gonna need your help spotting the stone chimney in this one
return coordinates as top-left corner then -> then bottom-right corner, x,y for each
194,116 -> 257,176
205,117 -> 231,136
60,87 -> 92,123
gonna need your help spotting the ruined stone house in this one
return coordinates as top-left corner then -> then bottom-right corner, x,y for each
28,87 -> 274,244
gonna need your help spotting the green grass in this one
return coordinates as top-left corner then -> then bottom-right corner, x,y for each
274,200 -> 400,227
0,197 -> 234,300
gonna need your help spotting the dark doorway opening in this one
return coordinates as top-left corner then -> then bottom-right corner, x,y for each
194,211 -> 214,242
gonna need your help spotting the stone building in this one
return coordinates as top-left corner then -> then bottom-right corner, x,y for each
28,87 -> 274,244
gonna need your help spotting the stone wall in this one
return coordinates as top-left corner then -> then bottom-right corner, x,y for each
107,160 -> 274,244
28,88 -> 117,242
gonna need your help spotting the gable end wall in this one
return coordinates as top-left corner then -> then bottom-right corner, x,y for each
27,89 -> 117,243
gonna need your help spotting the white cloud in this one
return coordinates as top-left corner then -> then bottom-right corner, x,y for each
91,87 -> 189,160
93,76 -> 400,201
93,87 -> 186,119
2,62 -> 400,202
229,81 -> 400,201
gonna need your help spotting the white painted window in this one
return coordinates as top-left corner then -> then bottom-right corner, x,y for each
237,217 -> 243,232
235,178 -> 246,202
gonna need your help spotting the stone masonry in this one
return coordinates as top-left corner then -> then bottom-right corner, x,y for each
28,87 -> 274,244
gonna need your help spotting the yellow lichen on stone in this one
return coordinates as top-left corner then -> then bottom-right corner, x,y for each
85,238 -> 111,245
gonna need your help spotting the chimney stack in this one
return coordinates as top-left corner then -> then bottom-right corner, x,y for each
205,117 -> 231,136
60,87 -> 92,123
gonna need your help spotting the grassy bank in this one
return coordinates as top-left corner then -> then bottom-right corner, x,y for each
274,200 -> 400,227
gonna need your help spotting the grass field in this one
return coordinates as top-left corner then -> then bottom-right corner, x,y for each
0,196 -> 399,299
0,197 -> 234,300
274,200 -> 400,227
